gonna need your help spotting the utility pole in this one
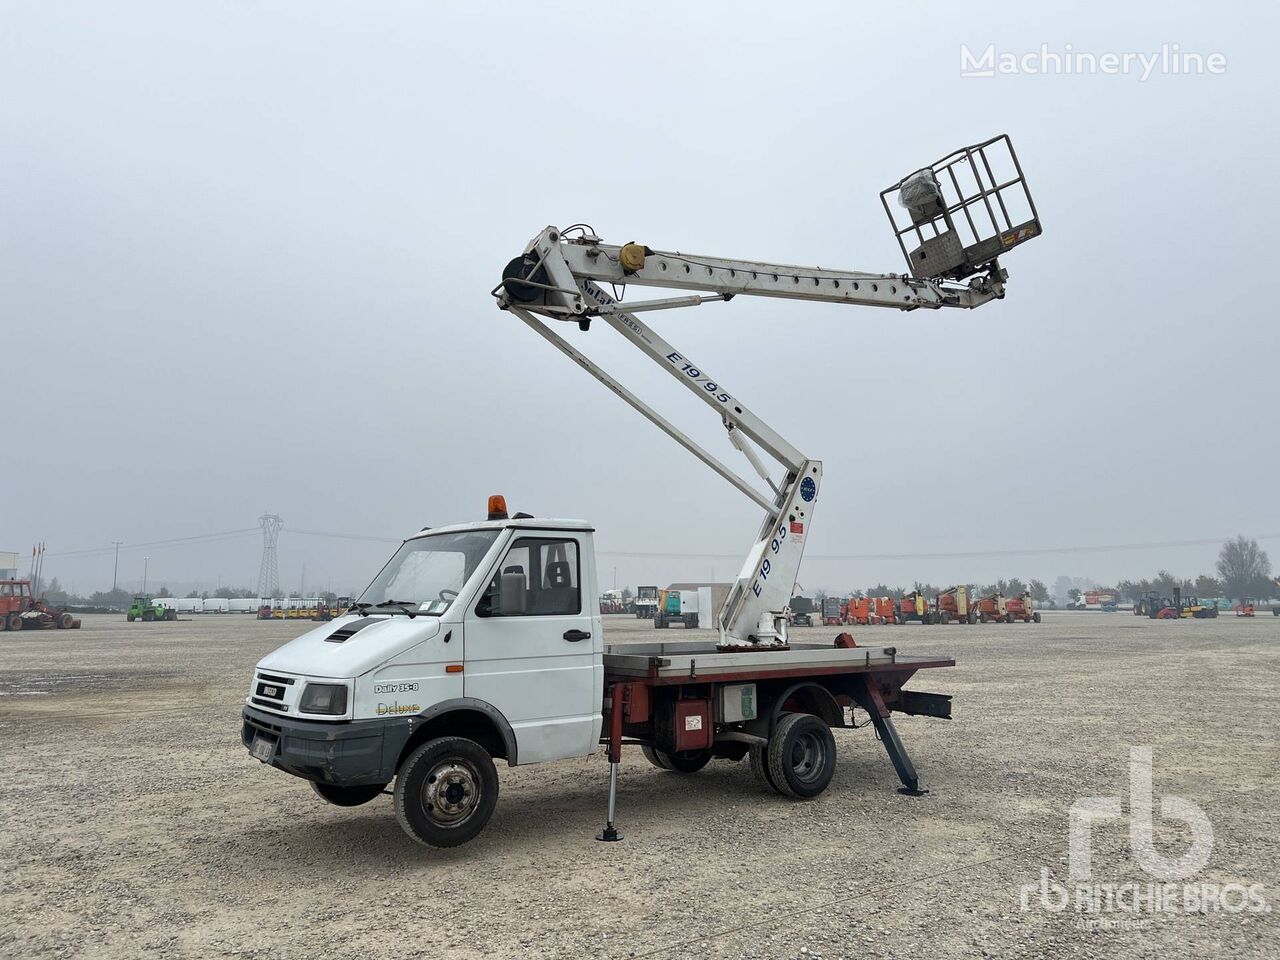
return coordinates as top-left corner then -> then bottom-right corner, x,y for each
142,557 -> 150,595
111,541 -> 124,592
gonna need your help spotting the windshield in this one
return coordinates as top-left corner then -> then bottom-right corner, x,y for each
357,530 -> 500,615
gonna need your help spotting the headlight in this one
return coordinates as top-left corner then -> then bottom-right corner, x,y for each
299,682 -> 348,716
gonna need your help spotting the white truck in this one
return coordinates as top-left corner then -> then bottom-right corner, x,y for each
242,135 -> 1040,847
633,585 -> 659,619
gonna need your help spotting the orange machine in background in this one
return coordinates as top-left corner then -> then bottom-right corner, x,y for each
972,592 -> 1009,623
935,585 -> 975,624
899,590 -> 933,624
1005,592 -> 1041,623
846,596 -> 874,625
870,596 -> 898,624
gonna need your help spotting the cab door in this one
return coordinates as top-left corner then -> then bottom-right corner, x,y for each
463,534 -> 598,764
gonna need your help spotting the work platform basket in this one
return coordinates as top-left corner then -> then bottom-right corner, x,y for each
881,134 -> 1040,282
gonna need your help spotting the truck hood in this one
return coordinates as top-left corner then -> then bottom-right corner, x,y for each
255,615 -> 444,679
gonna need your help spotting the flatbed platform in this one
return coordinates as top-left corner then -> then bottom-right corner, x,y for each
602,639 -> 954,684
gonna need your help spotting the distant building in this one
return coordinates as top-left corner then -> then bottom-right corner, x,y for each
0,551 -> 17,580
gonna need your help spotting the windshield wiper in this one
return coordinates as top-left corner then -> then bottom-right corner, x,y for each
371,600 -> 419,619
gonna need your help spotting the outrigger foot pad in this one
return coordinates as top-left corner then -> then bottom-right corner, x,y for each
897,786 -> 929,797
596,825 -> 624,842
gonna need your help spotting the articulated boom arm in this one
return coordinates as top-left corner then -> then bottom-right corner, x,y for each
507,230 -> 1006,321
496,136 -> 1039,647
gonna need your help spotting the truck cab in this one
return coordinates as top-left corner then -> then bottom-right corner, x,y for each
242,506 -> 604,845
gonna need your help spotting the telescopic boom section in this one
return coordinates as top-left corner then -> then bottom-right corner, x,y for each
495,136 -> 1038,648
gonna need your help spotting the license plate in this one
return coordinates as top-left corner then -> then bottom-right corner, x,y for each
251,735 -> 277,762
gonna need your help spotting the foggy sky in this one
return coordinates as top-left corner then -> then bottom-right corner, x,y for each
5,2 -> 1276,598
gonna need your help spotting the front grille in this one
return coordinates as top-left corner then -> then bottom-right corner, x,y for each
251,697 -> 288,713
257,672 -> 295,686
256,679 -> 288,700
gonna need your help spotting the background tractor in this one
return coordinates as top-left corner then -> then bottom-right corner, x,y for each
0,579 -> 81,631
127,597 -> 177,622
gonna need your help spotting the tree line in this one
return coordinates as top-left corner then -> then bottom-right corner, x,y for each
1107,537 -> 1273,602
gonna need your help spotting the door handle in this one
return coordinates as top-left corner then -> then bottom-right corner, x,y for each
563,629 -> 591,642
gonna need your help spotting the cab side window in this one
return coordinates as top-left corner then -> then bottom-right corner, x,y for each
477,538 -> 580,618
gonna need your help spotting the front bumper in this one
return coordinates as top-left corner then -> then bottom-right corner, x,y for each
242,705 -> 413,787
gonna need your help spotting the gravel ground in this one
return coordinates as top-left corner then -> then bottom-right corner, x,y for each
0,610 -> 1276,959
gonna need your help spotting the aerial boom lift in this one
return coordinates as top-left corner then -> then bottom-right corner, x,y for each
495,134 -> 1039,650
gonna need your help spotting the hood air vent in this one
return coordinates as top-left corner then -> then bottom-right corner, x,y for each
324,617 -> 380,644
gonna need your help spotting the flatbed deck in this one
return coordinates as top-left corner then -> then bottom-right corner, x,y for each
602,640 -> 954,683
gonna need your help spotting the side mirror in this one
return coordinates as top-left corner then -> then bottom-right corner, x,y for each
499,571 -> 527,616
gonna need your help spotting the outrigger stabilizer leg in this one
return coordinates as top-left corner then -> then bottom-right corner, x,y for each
596,683 -> 625,841
856,676 -> 929,796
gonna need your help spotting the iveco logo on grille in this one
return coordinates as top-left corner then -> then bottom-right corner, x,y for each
258,683 -> 284,699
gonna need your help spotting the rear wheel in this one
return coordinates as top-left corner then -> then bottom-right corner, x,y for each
126,614 -> 136,622
57,613 -> 74,629
166,609 -> 177,621
766,713 -> 837,799
642,745 -> 712,773
749,744 -> 779,791
311,781 -> 386,807
939,611 -> 950,624
1033,612 -> 1042,623
394,736 -> 498,848
142,610 -> 155,622
6,613 -> 21,632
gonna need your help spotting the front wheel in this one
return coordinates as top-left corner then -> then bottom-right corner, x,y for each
1033,612 -> 1042,623
394,737 -> 498,848
6,613 -> 22,632
311,781 -> 386,807
766,713 -> 837,799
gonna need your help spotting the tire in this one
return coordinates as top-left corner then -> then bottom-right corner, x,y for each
142,610 -> 155,622
6,613 -> 22,632
749,744 -> 780,792
1033,612 -> 1042,623
58,613 -> 74,629
311,781 -> 387,806
967,609 -> 977,624
766,713 -> 837,799
166,609 -> 177,621
1006,612 -> 1016,624
642,745 -> 711,773
939,611 -> 950,625
127,614 -> 135,622
394,736 -> 498,848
